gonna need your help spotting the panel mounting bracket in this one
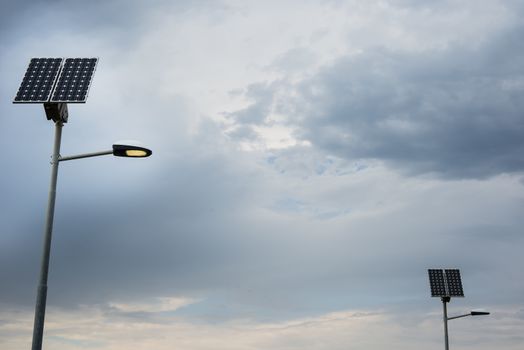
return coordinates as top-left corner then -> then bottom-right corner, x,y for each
44,103 -> 68,123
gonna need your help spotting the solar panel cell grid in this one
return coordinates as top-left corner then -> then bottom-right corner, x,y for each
428,269 -> 447,297
445,269 -> 464,297
51,58 -> 97,103
13,58 -> 63,103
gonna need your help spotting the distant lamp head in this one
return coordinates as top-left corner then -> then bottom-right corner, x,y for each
470,310 -> 490,316
112,141 -> 152,158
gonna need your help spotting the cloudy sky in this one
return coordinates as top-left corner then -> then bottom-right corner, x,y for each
1,1 -> 524,349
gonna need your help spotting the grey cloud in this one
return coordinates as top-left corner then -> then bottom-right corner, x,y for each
231,24 -> 524,179
227,82 -> 275,125
1,148 -> 260,305
226,124 -> 259,142
0,0 -> 221,50
269,47 -> 317,74
5,148 -> 523,320
3,118 -> 524,323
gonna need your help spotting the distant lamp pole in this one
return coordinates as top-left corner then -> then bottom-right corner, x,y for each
13,58 -> 152,350
428,269 -> 490,350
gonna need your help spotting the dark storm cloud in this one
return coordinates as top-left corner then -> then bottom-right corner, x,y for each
231,22 -> 524,179
0,0 -> 135,41
0,0 -> 216,48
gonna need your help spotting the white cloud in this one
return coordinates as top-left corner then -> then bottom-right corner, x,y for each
108,296 -> 198,313
1,303 -> 522,350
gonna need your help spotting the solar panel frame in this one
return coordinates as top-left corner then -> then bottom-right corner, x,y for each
13,58 -> 63,103
50,57 -> 98,103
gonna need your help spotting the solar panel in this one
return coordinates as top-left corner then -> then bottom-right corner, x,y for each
50,58 -> 98,103
13,58 -> 63,103
445,269 -> 464,297
428,268 -> 465,298
428,269 -> 447,297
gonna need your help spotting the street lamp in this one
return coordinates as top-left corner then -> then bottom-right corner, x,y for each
428,269 -> 490,350
13,58 -> 151,350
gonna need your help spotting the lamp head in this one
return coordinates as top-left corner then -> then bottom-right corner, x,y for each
112,140 -> 152,158
471,310 -> 490,316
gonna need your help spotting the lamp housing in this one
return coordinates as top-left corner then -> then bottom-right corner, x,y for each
112,141 -> 152,158
471,310 -> 490,316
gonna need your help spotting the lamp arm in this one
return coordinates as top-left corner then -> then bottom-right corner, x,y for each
447,313 -> 471,321
59,150 -> 112,162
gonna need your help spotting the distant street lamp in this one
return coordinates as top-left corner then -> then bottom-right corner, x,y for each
428,269 -> 490,350
13,58 -> 152,350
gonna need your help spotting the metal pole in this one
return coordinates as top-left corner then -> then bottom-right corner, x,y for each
31,121 -> 63,350
443,297 -> 450,350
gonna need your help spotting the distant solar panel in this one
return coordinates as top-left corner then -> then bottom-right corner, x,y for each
13,58 -> 63,103
428,268 -> 465,298
445,269 -> 464,297
50,58 -> 98,103
428,269 -> 447,297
